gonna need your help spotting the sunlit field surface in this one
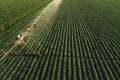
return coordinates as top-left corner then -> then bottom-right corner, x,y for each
0,0 -> 120,79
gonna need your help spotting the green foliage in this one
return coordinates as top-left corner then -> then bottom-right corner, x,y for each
0,24 -> 5,32
0,0 -> 52,32
0,0 -> 120,80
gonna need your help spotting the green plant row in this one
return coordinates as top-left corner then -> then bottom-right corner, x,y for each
0,0 -> 52,32
0,0 -> 120,79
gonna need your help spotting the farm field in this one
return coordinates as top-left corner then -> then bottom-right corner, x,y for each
0,0 -> 52,32
0,0 -> 120,80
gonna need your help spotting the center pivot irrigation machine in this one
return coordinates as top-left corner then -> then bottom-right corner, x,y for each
0,0 -> 62,62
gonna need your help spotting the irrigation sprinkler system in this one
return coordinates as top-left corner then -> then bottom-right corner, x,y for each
0,0 -> 62,62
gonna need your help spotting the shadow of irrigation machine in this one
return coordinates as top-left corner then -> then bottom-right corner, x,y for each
0,35 -> 40,61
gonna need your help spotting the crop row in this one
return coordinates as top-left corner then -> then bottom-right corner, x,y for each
0,0 -> 120,79
0,0 -> 52,32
